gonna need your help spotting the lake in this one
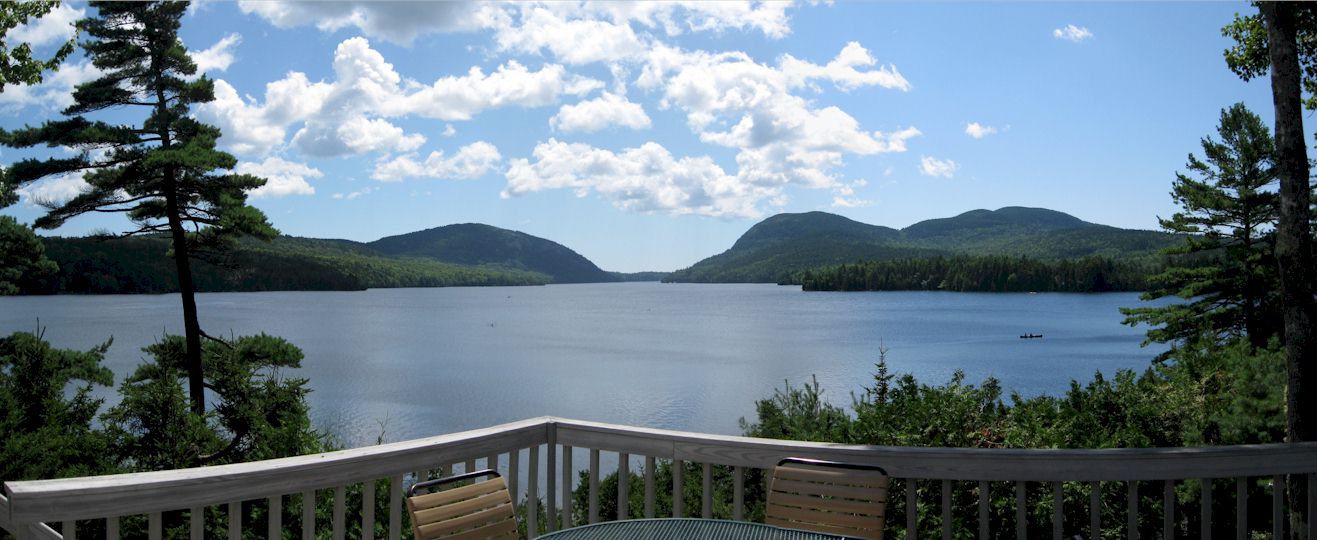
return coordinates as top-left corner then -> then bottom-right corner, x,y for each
0,283 -> 1169,448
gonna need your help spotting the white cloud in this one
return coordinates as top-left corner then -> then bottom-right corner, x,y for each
372,141 -> 502,182
503,139 -> 775,218
0,60 -> 100,111
965,122 -> 997,139
8,4 -> 82,48
492,5 -> 648,65
333,186 -> 376,200
237,1 -> 494,45
636,43 -> 917,193
237,157 -> 324,198
197,37 -> 589,158
193,33 -> 242,74
239,1 -> 793,52
1053,24 -> 1093,42
830,179 -> 871,208
832,196 -> 870,208
920,156 -> 958,178
15,172 -> 88,206
397,59 -> 594,121
780,42 -> 910,92
550,92 -> 651,133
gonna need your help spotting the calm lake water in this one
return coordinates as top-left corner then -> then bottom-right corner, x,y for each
0,283 -> 1169,448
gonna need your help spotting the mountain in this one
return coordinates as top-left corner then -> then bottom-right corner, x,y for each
30,223 -> 617,294
368,223 -> 616,284
665,207 -> 1180,283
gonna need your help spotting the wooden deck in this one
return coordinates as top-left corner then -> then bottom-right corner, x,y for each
4,417 -> 1317,539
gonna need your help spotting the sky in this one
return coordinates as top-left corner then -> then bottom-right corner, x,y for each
0,1 -> 1278,272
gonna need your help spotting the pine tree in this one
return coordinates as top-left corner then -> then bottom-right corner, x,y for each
1121,103 -> 1281,357
0,2 -> 276,415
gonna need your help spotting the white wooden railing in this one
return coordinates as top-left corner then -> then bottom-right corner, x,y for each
4,417 -> 1317,540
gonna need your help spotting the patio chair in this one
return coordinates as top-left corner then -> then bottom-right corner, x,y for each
766,457 -> 890,540
406,469 -> 517,540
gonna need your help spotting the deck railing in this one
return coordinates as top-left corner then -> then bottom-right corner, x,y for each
4,417 -> 1317,540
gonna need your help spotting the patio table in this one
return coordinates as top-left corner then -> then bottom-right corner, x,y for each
535,518 -> 857,540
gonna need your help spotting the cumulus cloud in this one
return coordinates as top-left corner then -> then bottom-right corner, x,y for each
8,3 -> 81,48
1053,24 -> 1093,42
550,92 -> 651,132
965,122 -> 997,139
372,141 -> 502,181
237,1 -> 494,45
237,157 -> 324,198
15,172 -> 88,206
637,43 -> 917,192
920,156 -> 958,178
239,1 -> 792,51
195,37 -> 592,158
0,60 -> 101,111
503,139 -> 775,218
193,33 -> 242,74
780,41 -> 910,92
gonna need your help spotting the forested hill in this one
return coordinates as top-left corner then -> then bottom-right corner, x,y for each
664,207 -> 1180,283
368,223 -> 615,284
30,223 -> 618,294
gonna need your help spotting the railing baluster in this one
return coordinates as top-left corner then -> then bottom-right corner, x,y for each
562,446 -> 573,528
363,480 -> 376,540
1128,481 -> 1139,540
333,485 -> 346,540
1164,480 -> 1175,540
941,479 -> 951,540
588,448 -> 600,524
1090,481 -> 1101,540
229,501 -> 241,540
270,495 -> 283,540
487,454 -> 497,472
644,456 -> 656,519
702,463 -> 713,519
673,459 -> 684,518
465,459 -> 476,475
1236,477 -> 1246,540
190,506 -> 202,540
547,438 -> 557,533
1201,478 -> 1211,540
1052,481 -> 1063,540
149,511 -> 161,540
979,481 -> 989,540
508,450 -> 520,514
1015,481 -> 1026,540
389,475 -> 402,540
618,452 -> 630,521
106,516 -> 119,540
1271,475 -> 1282,540
61,521 -> 74,540
528,445 -> 540,539
302,489 -> 315,540
908,479 -> 918,540
734,466 -> 745,522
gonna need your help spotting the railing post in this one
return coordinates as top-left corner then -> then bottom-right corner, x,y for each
547,426 -> 557,533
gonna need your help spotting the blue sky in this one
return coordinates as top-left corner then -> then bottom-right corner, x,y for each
0,2 -> 1275,272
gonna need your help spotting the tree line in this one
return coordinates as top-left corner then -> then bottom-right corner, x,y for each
791,254 -> 1157,293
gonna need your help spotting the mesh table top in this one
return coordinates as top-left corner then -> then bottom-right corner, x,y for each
535,519 -> 857,540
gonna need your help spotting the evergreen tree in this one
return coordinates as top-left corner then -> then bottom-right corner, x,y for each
0,215 -> 58,295
0,2 -> 277,415
1121,103 -> 1280,357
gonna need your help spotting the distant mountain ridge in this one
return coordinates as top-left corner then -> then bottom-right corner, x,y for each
368,223 -> 615,284
33,222 -> 617,294
665,207 -> 1179,283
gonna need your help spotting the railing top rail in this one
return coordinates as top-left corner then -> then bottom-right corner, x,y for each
8,416 -> 1317,526
550,417 -> 1317,481
4,417 -> 550,524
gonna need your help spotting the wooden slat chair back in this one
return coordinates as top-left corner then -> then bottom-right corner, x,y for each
766,457 -> 890,540
406,469 -> 517,540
